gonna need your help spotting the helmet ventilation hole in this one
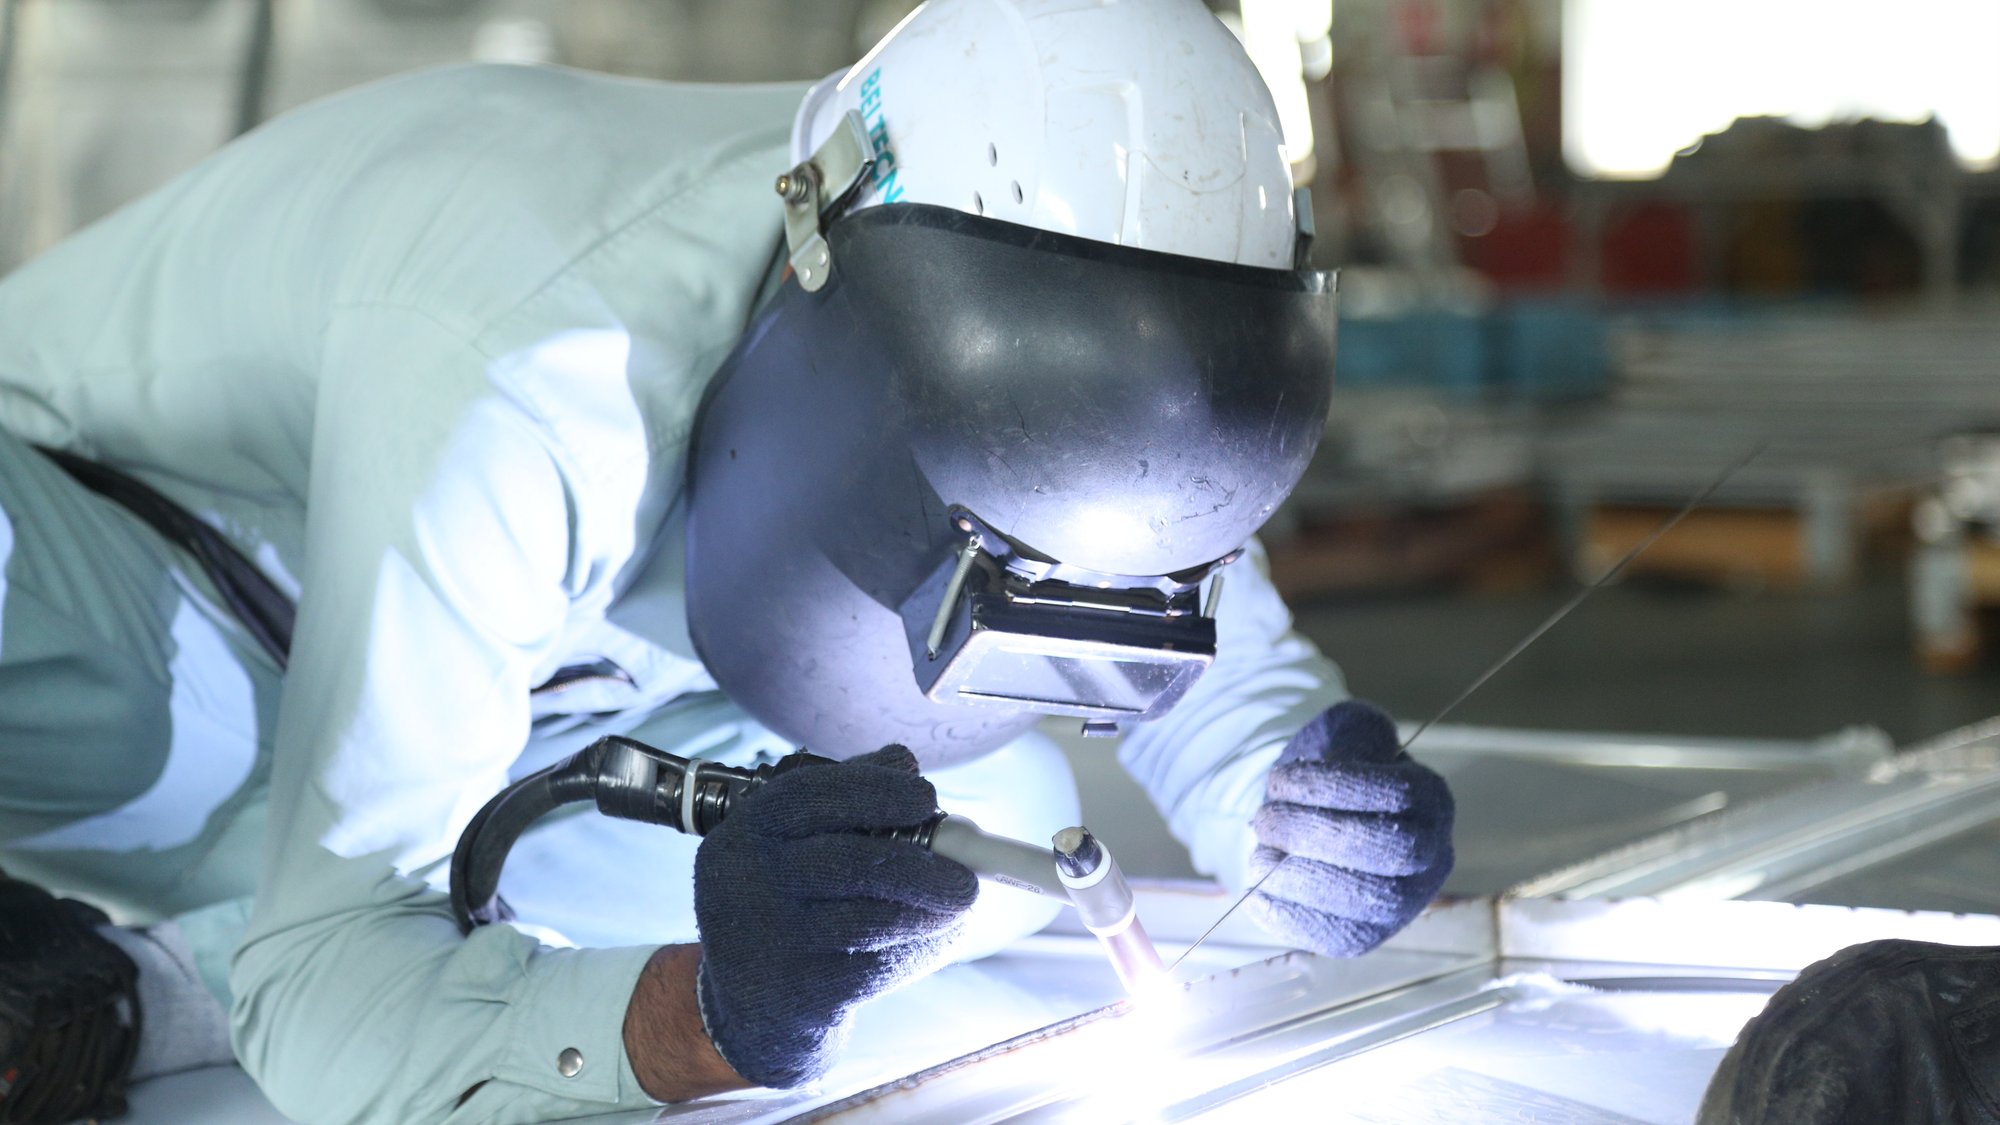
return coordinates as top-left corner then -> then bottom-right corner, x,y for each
987,142 -> 999,166
1011,181 -> 1024,204
973,191 -> 985,215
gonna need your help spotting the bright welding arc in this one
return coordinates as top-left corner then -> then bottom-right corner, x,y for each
1166,444 -> 1766,972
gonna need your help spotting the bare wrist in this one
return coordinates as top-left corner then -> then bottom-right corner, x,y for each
622,944 -> 749,1102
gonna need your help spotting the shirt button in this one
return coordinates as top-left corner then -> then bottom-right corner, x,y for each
557,1047 -> 584,1078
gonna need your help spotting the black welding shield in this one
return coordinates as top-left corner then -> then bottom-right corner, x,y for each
686,203 -> 1335,765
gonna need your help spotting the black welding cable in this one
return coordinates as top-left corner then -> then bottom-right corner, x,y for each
447,741 -> 950,937
449,739 -> 655,932
450,736 -> 732,933
449,754 -> 596,932
35,446 -> 295,669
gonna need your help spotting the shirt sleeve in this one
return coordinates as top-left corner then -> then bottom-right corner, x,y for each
228,304 -> 665,1124
1115,539 -> 1348,892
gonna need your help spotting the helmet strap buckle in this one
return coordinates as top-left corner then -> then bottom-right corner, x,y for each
776,109 -> 875,292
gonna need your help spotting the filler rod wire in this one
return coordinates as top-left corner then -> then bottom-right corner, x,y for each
1166,443 -> 1765,973
1400,442 -> 1764,752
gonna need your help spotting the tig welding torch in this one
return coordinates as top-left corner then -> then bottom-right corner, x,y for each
449,735 -> 1163,993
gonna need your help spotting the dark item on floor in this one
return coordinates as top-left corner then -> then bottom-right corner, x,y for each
1699,938 -> 2000,1124
0,869 -> 142,1124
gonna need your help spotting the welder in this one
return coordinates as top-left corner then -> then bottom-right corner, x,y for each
0,2 -> 1453,1122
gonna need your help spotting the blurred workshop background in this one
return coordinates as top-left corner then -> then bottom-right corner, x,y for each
9,0 -> 2000,878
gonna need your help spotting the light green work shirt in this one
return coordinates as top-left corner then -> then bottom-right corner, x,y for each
0,62 -> 1343,1123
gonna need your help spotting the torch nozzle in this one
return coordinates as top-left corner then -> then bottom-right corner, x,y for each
1051,826 -> 1166,995
925,817 -> 1166,995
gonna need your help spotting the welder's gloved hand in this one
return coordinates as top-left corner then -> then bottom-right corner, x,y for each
1246,699 -> 1454,957
693,746 -> 977,1090
1698,939 -> 2000,1125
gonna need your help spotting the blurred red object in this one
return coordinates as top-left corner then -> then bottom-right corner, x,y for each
1461,203 -> 1569,291
1602,202 -> 1698,294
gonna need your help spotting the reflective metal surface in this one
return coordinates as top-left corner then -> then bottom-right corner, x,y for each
1178,968 -> 1775,1124
789,895 -> 2000,1125
724,719 -> 2000,1124
1418,721 -> 1891,895
122,716 -> 2000,1122
1516,716 -> 2000,907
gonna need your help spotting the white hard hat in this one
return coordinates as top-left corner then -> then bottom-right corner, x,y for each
792,0 -> 1297,270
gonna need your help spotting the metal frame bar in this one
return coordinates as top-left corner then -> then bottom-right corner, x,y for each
1401,721 -> 1891,772
1514,716 -> 2000,902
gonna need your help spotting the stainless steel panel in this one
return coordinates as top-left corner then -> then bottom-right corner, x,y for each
1518,716 -> 2000,909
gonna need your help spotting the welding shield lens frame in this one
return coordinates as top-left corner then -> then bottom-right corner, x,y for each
898,523 -> 1224,721
917,591 -> 1217,719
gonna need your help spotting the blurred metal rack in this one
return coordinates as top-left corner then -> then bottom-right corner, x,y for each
1912,431 -> 2000,671
1542,310 -> 2000,588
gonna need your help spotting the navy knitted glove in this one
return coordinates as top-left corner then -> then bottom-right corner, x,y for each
692,746 -> 977,1089
1246,700 -> 1454,957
